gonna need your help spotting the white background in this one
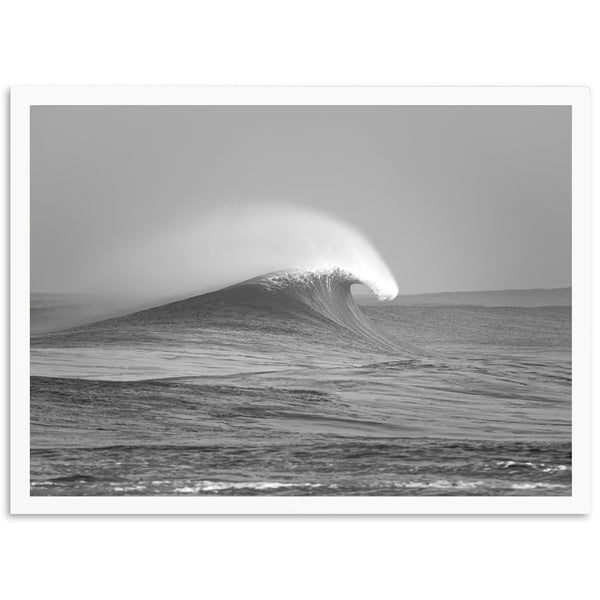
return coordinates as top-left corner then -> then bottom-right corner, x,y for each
1,1 -> 597,598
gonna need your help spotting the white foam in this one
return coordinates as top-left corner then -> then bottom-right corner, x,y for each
510,482 -> 567,489
112,485 -> 148,492
174,480 -> 324,493
393,479 -> 484,490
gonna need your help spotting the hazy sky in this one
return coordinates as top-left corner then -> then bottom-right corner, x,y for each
31,105 -> 571,295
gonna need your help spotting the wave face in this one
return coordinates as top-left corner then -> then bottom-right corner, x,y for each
247,269 -> 417,352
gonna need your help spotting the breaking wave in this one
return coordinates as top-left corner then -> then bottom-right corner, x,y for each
252,268 -> 412,351
36,205 -> 424,354
114,267 -> 424,355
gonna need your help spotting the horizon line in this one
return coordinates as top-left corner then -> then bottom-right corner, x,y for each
30,285 -> 573,297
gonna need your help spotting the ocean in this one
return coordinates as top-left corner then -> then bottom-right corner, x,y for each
30,270 -> 571,496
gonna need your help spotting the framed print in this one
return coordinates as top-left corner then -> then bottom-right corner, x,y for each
10,86 -> 591,514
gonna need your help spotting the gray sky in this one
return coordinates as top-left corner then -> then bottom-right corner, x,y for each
31,105 -> 571,296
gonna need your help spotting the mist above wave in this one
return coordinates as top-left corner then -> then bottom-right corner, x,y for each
84,203 -> 399,302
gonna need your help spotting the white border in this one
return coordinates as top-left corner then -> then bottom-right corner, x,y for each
10,86 -> 591,515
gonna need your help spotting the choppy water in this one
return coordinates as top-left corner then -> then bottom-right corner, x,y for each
30,274 -> 571,496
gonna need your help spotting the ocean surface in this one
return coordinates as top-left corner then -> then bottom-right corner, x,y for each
30,271 -> 571,496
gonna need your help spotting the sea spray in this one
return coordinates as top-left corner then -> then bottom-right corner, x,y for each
83,203 -> 400,302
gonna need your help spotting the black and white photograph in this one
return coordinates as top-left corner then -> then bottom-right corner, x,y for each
10,87 -> 590,513
4,4 -> 600,599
